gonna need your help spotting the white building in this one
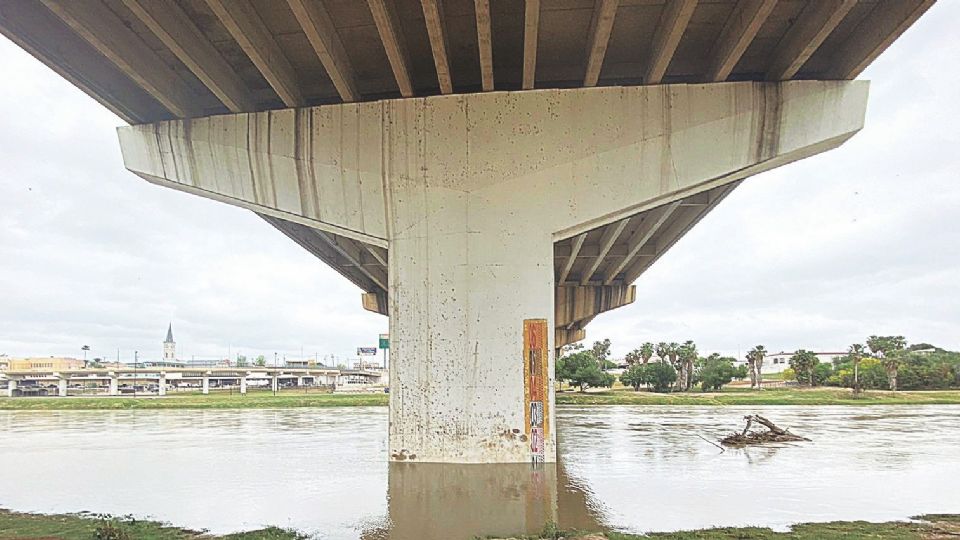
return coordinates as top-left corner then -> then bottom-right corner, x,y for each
760,351 -> 846,374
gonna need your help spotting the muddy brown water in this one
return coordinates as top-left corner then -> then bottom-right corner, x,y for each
1,405 -> 958,539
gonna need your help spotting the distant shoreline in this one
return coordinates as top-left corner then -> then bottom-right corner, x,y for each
2,387 -> 960,410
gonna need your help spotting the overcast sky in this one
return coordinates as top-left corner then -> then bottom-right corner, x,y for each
1,4 -> 958,363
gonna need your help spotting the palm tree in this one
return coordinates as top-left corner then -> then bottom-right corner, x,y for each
679,340 -> 698,391
667,342 -> 681,389
745,350 -> 757,388
748,345 -> 767,389
655,342 -> 669,364
883,351 -> 903,391
625,349 -> 642,366
848,343 -> 866,394
640,342 -> 655,365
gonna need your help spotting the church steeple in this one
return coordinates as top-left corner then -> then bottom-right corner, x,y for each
163,323 -> 176,361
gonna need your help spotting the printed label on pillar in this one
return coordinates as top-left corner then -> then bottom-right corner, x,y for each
523,319 -> 550,463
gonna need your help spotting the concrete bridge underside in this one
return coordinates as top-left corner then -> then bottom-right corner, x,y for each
0,0 -> 932,462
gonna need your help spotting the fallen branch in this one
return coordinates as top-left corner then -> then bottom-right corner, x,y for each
697,434 -> 726,453
720,414 -> 810,447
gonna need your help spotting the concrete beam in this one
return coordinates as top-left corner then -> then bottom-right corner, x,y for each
121,0 -> 255,113
204,0 -> 303,108
0,0 -> 171,124
287,0 -> 358,103
827,0 -> 935,80
580,218 -> 628,285
583,0 -> 619,87
555,284 -> 635,328
557,233 -> 586,284
707,0 -> 777,82
644,0 -> 697,84
522,0 -> 541,89
766,0 -> 856,81
602,202 -> 679,285
556,327 -> 586,350
40,0 -> 202,118
367,0 -> 414,98
119,106 -> 389,247
474,0 -> 494,92
420,0 -> 452,94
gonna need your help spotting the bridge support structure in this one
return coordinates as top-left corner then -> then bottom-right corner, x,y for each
239,376 -> 247,395
57,378 -> 67,397
157,374 -> 166,396
120,81 -> 868,462
6,379 -> 15,398
109,376 -> 119,396
202,376 -> 210,395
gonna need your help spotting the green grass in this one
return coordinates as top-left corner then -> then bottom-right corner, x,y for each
0,389 -> 387,410
555,387 -> 960,406
502,515 -> 960,539
6,511 -> 959,540
2,387 -> 960,410
0,510 -> 305,539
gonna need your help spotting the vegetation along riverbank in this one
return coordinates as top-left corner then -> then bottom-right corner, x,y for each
2,387 -> 960,410
2,510 -> 958,540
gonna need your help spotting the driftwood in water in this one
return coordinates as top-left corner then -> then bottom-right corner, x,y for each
720,414 -> 810,447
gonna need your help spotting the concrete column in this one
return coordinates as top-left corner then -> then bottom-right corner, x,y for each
157,374 -> 166,396
202,376 -> 210,395
120,81 -> 868,462
57,378 -> 67,397
109,376 -> 119,396
6,379 -> 16,398
271,376 -> 278,393
297,376 -> 304,387
239,377 -> 247,394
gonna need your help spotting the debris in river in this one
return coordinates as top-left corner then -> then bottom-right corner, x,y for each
720,414 -> 810,447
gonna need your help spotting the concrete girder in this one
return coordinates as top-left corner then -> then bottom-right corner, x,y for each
555,285 -> 636,329
120,81 -> 868,463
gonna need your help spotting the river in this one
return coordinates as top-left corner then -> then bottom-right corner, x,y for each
1,405 -> 958,539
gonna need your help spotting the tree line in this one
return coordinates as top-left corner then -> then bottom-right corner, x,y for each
783,336 -> 960,392
556,335 -> 960,393
558,339 -> 750,393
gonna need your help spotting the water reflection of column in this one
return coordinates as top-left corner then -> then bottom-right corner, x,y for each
370,463 -> 560,540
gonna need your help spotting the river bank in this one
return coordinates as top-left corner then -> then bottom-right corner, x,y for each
2,387 -> 960,409
2,510 -> 958,540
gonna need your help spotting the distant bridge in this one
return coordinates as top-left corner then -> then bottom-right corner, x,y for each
0,367 -> 383,397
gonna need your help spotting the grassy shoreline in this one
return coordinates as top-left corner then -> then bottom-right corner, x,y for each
1,387 -> 960,410
1,510 -> 958,540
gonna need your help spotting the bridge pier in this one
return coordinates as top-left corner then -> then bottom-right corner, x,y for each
109,376 -> 118,396
239,376 -> 247,395
120,81 -> 868,462
57,378 -> 67,397
157,374 -> 166,396
6,379 -> 16,397
202,376 -> 210,395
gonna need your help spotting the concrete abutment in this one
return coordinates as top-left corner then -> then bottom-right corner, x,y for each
119,82 -> 868,463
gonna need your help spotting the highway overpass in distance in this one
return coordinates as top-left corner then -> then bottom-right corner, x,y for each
1,366 -> 384,397
0,0 -> 936,463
